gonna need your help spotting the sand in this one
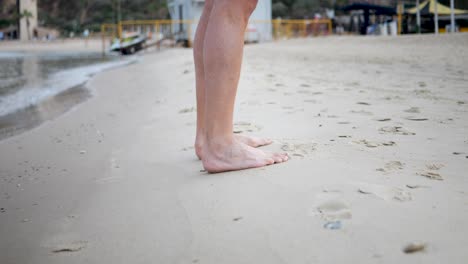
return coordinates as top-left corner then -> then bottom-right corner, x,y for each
0,34 -> 467,263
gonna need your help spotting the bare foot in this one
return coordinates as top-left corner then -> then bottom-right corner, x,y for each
201,137 -> 288,173
195,134 -> 273,160
235,134 -> 273,147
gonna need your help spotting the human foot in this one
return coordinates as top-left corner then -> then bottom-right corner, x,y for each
195,134 -> 273,160
201,137 -> 288,173
234,134 -> 273,148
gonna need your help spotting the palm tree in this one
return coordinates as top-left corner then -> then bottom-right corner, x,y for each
20,10 -> 33,40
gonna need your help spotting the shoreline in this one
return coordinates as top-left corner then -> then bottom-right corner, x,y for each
0,84 -> 90,141
0,52 -> 139,141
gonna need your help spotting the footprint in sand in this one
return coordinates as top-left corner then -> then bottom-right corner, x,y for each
417,163 -> 445,181
418,171 -> 443,181
346,81 -> 360,87
353,139 -> 396,148
280,140 -> 317,158
357,183 -> 412,202
379,126 -> 415,136
350,110 -> 373,116
316,200 -> 352,221
233,121 -> 262,134
404,107 -> 421,113
374,118 -> 391,122
357,102 -> 371,106
51,241 -> 88,254
382,95 -> 405,101
286,108 -> 304,114
297,90 -> 311,94
426,163 -> 444,170
413,89 -> 430,95
179,107 -> 196,114
181,146 -> 195,152
376,161 -> 404,173
304,99 -> 318,104
405,117 -> 429,121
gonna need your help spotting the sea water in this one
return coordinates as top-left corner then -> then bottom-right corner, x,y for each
0,51 -> 133,117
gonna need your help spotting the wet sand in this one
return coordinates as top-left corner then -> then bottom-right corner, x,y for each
0,34 -> 467,263
0,85 -> 91,140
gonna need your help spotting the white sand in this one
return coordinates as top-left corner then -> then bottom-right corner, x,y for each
0,34 -> 467,263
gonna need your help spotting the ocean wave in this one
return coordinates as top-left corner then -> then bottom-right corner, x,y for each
0,58 -> 136,116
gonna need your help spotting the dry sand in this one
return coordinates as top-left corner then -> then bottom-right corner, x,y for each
1,34 -> 467,263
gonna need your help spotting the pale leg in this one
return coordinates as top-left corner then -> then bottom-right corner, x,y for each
193,0 -> 272,160
200,0 -> 288,173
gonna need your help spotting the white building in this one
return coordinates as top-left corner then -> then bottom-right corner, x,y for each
167,0 -> 272,43
19,0 -> 38,41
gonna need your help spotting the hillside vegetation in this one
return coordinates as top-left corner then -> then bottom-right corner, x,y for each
1,0 -> 467,34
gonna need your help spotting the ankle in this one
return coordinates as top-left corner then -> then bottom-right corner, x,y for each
204,134 -> 235,152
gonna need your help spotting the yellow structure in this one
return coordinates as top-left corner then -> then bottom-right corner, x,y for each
407,0 -> 468,15
100,19 -> 333,54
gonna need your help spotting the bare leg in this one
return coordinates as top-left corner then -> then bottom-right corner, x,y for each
193,0 -> 272,160
193,0 -> 213,159
201,0 -> 288,173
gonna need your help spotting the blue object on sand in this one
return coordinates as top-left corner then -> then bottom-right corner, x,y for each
324,221 -> 342,230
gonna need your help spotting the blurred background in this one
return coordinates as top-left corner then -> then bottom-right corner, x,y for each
1,0 -> 467,42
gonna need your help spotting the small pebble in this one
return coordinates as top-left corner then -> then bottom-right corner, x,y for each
403,242 -> 426,254
233,217 -> 243,222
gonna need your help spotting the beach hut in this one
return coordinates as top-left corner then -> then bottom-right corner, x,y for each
407,0 -> 468,16
167,0 -> 272,44
342,3 -> 397,35
406,0 -> 468,33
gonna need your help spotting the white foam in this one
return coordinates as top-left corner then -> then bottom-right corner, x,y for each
0,58 -> 136,116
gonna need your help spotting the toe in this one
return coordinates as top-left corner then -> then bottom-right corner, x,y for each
265,158 -> 275,165
272,153 -> 283,163
262,138 -> 273,146
275,153 -> 289,162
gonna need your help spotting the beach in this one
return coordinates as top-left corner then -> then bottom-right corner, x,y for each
0,34 -> 467,263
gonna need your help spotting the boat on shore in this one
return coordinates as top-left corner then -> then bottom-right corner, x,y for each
110,33 -> 146,55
